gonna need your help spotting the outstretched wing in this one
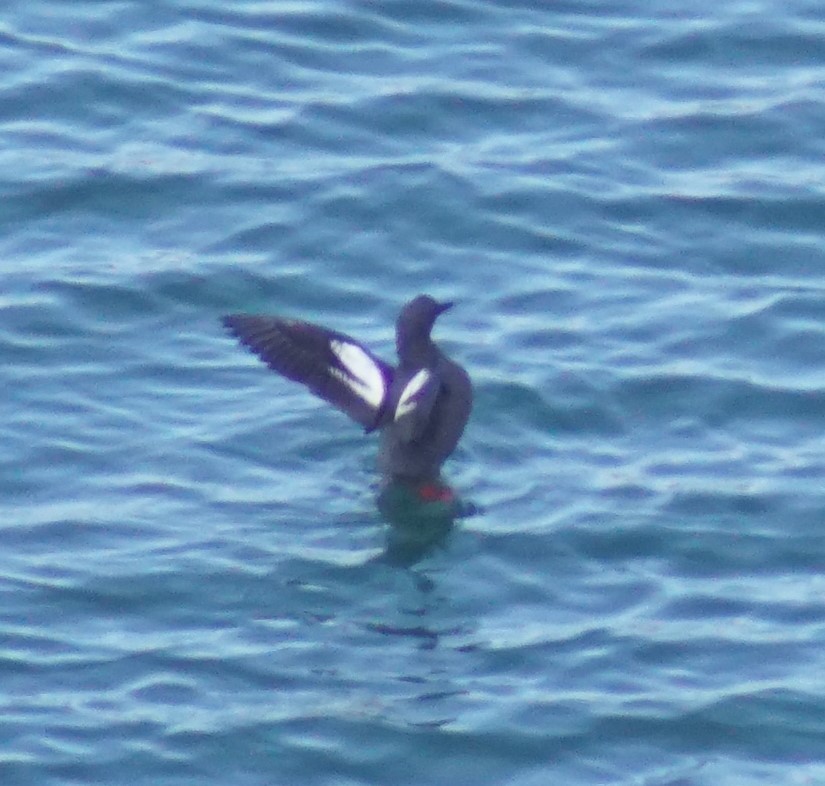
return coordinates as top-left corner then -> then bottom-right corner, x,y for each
223,315 -> 393,431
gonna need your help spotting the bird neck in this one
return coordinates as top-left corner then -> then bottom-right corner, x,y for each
396,335 -> 437,368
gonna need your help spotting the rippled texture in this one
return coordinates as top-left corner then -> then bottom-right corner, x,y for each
2,1 -> 825,784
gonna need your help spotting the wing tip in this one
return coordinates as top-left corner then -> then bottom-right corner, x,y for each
222,314 -> 246,334
222,315 -> 272,346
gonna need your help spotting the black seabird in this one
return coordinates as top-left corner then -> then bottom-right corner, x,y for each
222,295 -> 472,487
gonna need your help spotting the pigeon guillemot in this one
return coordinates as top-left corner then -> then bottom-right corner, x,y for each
222,295 -> 472,485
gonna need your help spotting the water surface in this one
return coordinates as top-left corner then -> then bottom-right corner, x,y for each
2,1 -> 825,784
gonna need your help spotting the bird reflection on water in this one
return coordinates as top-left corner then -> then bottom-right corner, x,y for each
377,478 -> 477,567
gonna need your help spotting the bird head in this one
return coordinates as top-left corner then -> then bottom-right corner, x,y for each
395,295 -> 453,364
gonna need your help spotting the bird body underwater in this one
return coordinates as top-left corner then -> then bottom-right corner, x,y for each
223,295 -> 472,484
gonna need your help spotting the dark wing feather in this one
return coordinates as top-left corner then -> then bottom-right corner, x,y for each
223,315 -> 393,430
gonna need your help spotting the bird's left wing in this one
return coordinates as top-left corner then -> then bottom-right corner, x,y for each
223,315 -> 393,431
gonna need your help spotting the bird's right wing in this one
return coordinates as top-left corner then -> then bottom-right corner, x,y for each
223,315 -> 393,431
391,367 -> 442,443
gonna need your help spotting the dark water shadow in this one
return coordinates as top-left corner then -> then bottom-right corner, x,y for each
376,479 -> 479,568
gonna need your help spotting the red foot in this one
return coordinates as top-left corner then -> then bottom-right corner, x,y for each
417,483 -> 455,503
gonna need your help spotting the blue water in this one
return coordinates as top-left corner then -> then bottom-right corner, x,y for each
2,1 -> 825,784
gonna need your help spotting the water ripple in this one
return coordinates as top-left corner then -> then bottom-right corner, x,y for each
2,1 -> 825,784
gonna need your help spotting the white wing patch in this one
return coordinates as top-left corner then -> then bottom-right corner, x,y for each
329,339 -> 386,410
394,368 -> 431,420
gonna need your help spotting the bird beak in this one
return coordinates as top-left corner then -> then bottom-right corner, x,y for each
437,300 -> 454,314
